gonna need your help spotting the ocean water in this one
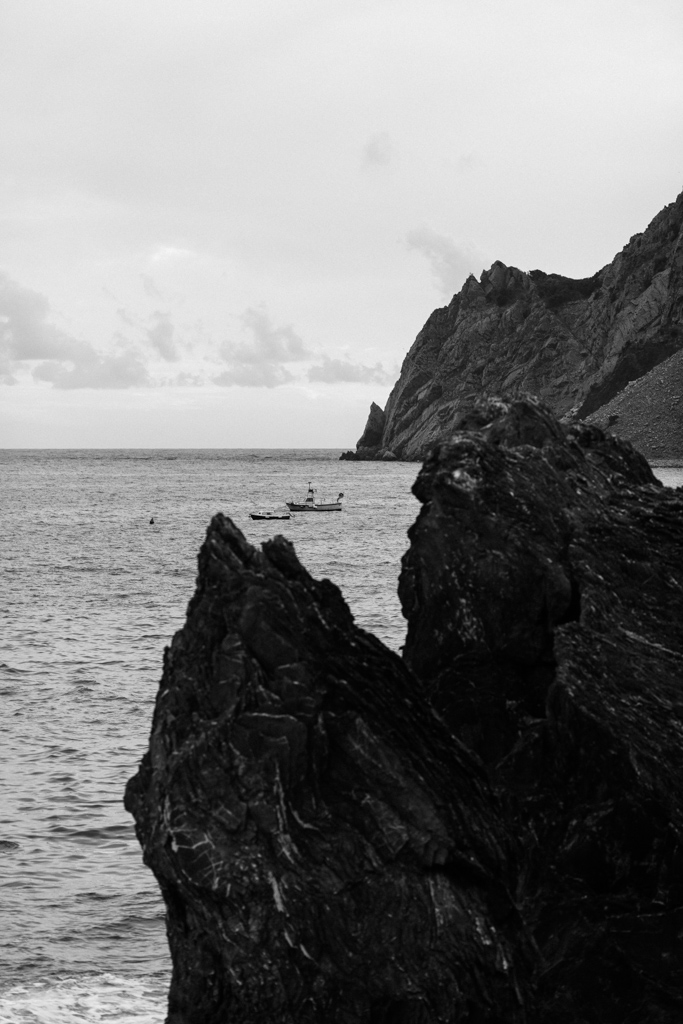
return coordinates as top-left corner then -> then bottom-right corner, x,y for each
654,467 -> 683,489
1,451 -> 679,1024
0,450 -> 420,1023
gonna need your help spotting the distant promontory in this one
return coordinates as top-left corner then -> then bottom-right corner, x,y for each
342,188 -> 683,461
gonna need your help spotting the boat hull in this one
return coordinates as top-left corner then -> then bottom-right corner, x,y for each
286,502 -> 342,512
250,513 -> 291,520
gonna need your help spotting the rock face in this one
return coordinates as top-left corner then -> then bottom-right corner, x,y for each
127,398 -> 683,1023
125,514 -> 528,1024
347,189 -> 683,460
400,398 -> 683,1020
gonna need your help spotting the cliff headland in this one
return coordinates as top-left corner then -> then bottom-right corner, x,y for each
343,189 -> 683,462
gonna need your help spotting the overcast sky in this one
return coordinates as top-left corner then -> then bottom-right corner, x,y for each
1,0 -> 682,447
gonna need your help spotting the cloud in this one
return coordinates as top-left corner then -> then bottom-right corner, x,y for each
406,227 -> 483,297
147,311 -> 179,361
0,277 -> 390,394
217,306 -> 309,387
117,307 -> 137,327
141,274 -> 163,300
362,132 -> 393,168
0,271 -> 150,388
171,371 -> 204,386
228,307 -> 309,364
0,272 -> 77,364
308,356 -> 392,385
32,349 -> 150,389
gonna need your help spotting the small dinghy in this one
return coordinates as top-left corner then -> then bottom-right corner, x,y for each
249,510 -> 291,521
286,483 -> 344,512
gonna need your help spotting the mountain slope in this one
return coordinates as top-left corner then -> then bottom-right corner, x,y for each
586,345 -> 683,462
349,188 -> 683,461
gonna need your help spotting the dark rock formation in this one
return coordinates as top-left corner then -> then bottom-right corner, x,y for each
356,401 -> 386,451
125,514 -> 528,1024
400,397 -> 683,1021
345,188 -> 683,460
341,402 -> 397,462
128,398 -> 683,1023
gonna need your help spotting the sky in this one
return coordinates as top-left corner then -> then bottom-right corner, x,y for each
1,0 -> 682,448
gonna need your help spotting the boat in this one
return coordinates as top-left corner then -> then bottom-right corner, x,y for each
286,483 -> 344,512
249,510 -> 291,521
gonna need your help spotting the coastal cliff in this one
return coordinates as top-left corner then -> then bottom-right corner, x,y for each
127,398 -> 683,1023
343,189 -> 683,461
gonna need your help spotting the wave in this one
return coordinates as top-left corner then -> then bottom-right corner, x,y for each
0,973 -> 168,1024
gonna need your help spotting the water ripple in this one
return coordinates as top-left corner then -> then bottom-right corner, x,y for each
0,449 -> 421,1016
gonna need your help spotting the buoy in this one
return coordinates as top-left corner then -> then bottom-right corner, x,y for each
149,517 -> 155,524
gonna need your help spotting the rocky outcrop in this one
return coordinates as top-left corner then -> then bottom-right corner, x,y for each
341,402 -> 397,461
346,189 -> 683,460
125,513 -> 528,1024
400,397 -> 683,1020
128,398 -> 683,1022
356,400 -> 386,450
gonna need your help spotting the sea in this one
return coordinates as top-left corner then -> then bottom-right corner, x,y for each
1,450 -> 681,1024
0,449 -> 422,1024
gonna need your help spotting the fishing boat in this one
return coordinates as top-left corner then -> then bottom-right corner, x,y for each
249,510 -> 291,521
286,483 -> 344,512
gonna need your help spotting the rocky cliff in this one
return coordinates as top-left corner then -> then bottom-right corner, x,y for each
343,189 -> 683,461
127,398 -> 683,1023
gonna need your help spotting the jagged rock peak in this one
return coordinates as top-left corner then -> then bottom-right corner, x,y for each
356,400 -> 385,449
341,401 -> 397,461
126,511 -> 526,1024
